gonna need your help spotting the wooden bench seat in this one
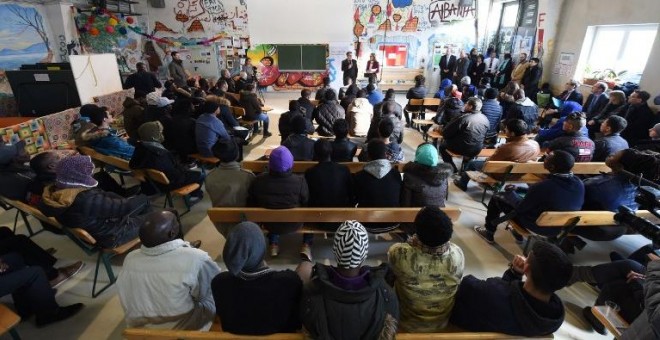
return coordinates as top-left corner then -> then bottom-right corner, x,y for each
208,207 -> 461,236
189,153 -> 220,165
0,303 -> 21,340
509,210 -> 659,254
123,328 -> 551,339
241,160 -> 406,174
467,161 -> 611,207
133,169 -> 200,216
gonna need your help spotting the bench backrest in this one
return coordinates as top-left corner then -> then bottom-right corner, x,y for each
122,329 -> 549,339
537,210 -> 660,227
231,106 -> 246,118
79,146 -> 131,171
208,207 -> 461,224
423,98 -> 441,106
408,98 -> 424,106
481,161 -> 611,175
132,168 -> 170,185
241,161 -> 405,174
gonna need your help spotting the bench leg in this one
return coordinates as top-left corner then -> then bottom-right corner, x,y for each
92,252 -> 116,298
180,195 -> 192,216
8,328 -> 20,340
15,211 -> 42,237
12,210 -> 19,233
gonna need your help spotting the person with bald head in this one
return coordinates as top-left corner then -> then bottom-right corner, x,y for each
118,210 -> 220,330
211,222 -> 305,335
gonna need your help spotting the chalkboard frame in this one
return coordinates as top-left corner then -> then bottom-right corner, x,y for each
276,44 -> 327,71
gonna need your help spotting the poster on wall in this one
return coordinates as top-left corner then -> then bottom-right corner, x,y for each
512,27 -> 536,58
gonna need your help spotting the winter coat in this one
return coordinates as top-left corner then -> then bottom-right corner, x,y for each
481,99 -> 503,139
248,172 -> 309,234
239,91 -> 263,121
279,110 -> 314,142
489,136 -> 540,162
433,97 -> 464,126
374,98 -> 403,120
593,134 -> 629,162
282,134 -> 315,161
504,97 -> 539,130
330,138 -> 358,162
620,103 -> 660,147
347,98 -> 373,137
301,263 -> 399,340
163,114 -> 197,158
547,132 -> 596,162
87,127 -> 135,160
40,186 -> 149,248
122,97 -> 145,141
195,113 -> 230,157
314,101 -> 345,136
451,269 -> 565,336
205,162 -> 255,236
354,160 -> 402,232
129,141 -> 201,189
401,162 -> 453,207
305,161 -> 354,208
442,112 -> 490,157
367,113 -> 404,145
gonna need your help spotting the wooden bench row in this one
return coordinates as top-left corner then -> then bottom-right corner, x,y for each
0,196 -> 139,297
241,160 -> 406,174
78,147 -> 200,215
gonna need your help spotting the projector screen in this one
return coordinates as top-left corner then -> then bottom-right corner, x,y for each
247,0 -> 354,45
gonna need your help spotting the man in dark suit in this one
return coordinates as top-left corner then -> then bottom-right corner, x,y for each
522,58 -> 542,103
341,51 -> 358,86
583,82 -> 609,119
439,47 -> 457,82
557,80 -> 584,106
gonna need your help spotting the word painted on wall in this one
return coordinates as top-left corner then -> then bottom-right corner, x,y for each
428,0 -> 476,23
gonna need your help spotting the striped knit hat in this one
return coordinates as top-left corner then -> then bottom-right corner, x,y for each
333,220 -> 369,269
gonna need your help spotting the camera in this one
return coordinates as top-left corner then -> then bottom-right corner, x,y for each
614,186 -> 660,246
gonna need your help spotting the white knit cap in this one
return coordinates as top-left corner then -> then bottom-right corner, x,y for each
333,220 -> 369,269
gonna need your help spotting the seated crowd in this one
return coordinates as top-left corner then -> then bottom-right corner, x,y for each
0,69 -> 658,340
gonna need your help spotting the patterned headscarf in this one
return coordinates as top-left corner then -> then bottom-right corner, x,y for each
333,220 -> 369,269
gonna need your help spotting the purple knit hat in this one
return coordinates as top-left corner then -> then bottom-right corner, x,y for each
55,155 -> 98,189
269,146 -> 294,173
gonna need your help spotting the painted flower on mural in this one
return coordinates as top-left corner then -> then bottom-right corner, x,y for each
392,0 -> 413,8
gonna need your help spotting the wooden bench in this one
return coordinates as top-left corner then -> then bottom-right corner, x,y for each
241,160 -> 406,174
0,197 -> 139,297
123,328 -> 551,339
466,161 -> 610,207
0,304 -> 21,340
133,169 -> 200,216
79,146 -> 134,186
378,68 -> 424,92
208,207 -> 461,235
509,210 -> 659,254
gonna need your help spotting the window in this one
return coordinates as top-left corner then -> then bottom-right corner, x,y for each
581,24 -> 658,83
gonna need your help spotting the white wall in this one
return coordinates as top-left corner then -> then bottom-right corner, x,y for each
548,0 -> 660,108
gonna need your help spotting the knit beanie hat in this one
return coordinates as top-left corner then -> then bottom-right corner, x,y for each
333,220 -> 369,269
460,76 -> 471,86
415,143 -> 438,167
138,121 -> 164,143
440,78 -> 452,90
223,222 -> 266,276
414,206 -> 453,247
269,146 -> 293,173
55,155 -> 98,189
212,139 -> 239,163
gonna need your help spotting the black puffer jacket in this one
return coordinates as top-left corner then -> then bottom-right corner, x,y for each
248,172 -> 309,234
282,134 -> 315,161
374,98 -> 403,120
39,186 -> 149,248
314,101 -> 345,136
129,142 -> 194,188
401,162 -> 453,207
302,263 -> 399,340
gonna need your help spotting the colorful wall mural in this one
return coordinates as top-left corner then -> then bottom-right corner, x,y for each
247,44 -> 328,89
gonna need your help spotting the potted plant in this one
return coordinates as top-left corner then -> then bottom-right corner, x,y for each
583,66 -> 627,88
583,65 -> 599,86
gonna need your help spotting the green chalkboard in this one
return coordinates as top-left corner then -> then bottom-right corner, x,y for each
276,44 -> 327,71
302,45 -> 327,70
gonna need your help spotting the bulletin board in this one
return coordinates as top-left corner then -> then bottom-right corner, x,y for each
70,54 -> 123,105
175,46 -> 219,79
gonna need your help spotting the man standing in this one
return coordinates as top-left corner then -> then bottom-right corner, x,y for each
168,51 -> 188,87
453,50 -> 471,85
620,90 -> 659,147
341,52 -> 358,86
118,211 -> 221,330
521,58 -> 542,103
584,82 -> 609,118
124,62 -> 162,95
510,53 -> 529,84
483,51 -> 499,79
439,47 -> 457,82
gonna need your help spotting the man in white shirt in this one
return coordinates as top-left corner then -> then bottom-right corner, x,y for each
483,51 -> 500,78
118,211 -> 221,330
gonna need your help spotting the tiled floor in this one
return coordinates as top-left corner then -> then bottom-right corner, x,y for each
0,92 -> 649,340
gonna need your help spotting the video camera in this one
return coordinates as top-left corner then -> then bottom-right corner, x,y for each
614,186 -> 660,246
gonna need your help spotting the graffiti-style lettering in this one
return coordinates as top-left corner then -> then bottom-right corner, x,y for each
202,0 -> 224,14
428,0 -> 475,23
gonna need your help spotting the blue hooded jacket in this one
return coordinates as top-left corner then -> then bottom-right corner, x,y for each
434,78 -> 453,99
536,101 -> 586,145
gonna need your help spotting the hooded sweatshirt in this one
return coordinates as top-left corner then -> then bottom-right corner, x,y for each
451,269 -> 565,336
347,98 -> 373,137
122,97 -> 145,140
354,160 -> 402,232
504,97 -> 539,129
